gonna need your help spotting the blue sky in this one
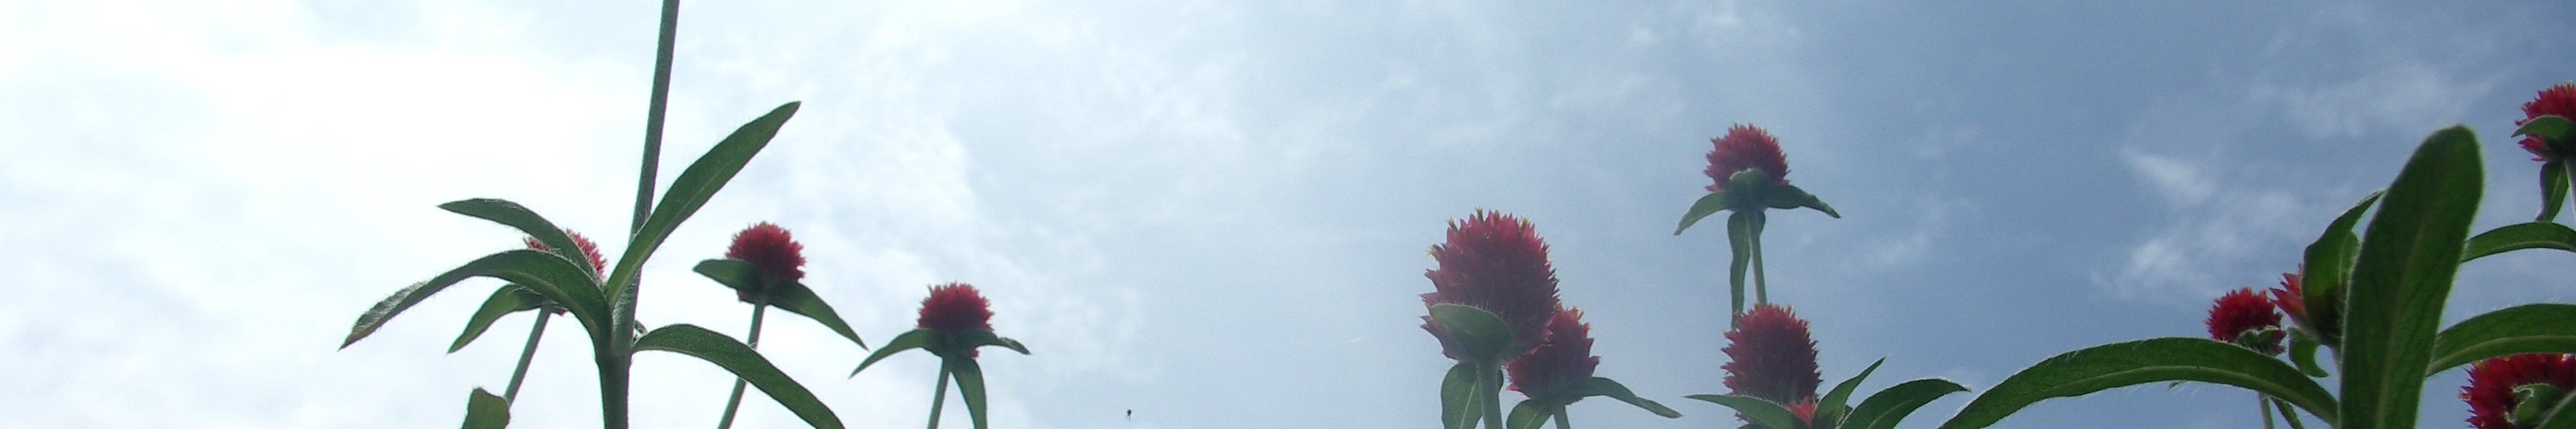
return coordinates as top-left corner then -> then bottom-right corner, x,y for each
4,1 -> 2574,427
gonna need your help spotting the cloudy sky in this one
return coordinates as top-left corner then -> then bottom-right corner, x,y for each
5,1 -> 2574,427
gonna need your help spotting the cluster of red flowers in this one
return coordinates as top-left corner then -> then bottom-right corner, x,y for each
2518,83 -> 2576,161
1722,304 -> 1821,409
1420,211 -> 1564,361
1704,125 -> 1790,192
2206,288 -> 2284,355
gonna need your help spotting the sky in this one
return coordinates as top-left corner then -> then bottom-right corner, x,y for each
4,0 -> 2575,428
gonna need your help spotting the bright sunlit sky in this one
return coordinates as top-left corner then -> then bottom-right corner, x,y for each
6,1 -> 2576,428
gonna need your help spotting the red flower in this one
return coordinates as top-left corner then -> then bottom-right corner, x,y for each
2462,354 -> 2576,429
726,222 -> 806,289
1507,307 -> 1600,400
2519,83 -> 2576,162
917,283 -> 995,334
1723,304 -> 1821,404
1704,125 -> 1791,192
2207,288 -> 2284,355
2268,272 -> 2310,331
1787,397 -> 1821,428
1421,210 -> 1563,361
524,231 -> 607,272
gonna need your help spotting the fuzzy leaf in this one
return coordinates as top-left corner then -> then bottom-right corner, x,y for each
767,281 -> 870,350
1505,399 -> 1546,429
1430,303 -> 1514,362
1934,338 -> 2337,428
2464,222 -> 2576,261
2301,191 -> 2383,346
852,329 -> 937,377
633,323 -> 841,429
1567,377 -> 1680,418
1441,362 -> 1480,429
1818,358 -> 1886,423
437,199 -> 597,280
951,357 -> 992,429
2338,126 -> 2481,429
461,388 -> 509,429
2428,303 -> 2576,375
448,287 -> 545,353
1677,191 -> 1730,235
343,249 -> 607,349
603,102 -> 801,319
1843,378 -> 1965,429
1763,184 -> 1841,218
1686,395 -> 1803,429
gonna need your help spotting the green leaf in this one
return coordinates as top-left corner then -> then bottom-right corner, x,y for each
2428,303 -> 2576,375
1506,399 -> 1547,429
1844,378 -> 1967,429
1567,377 -> 1681,418
693,258 -> 762,293
1441,362 -> 1480,429
1430,303 -> 1515,362
1763,184 -> 1841,218
448,287 -> 546,353
2301,190 -> 2383,346
1934,338 -> 2337,429
1677,191 -> 1729,235
603,102 -> 802,316
437,199 -> 598,280
2464,222 -> 2576,261
1818,358 -> 1886,423
632,323 -> 842,429
950,357 -> 992,429
1686,395 -> 1803,429
767,281 -> 869,350
951,329 -> 1031,355
2518,115 -> 2574,142
461,388 -> 509,429
2288,330 -> 2329,378
2541,160 -> 2568,222
343,249 -> 608,349
2535,389 -> 2576,429
852,329 -> 938,377
2339,126 -> 2482,429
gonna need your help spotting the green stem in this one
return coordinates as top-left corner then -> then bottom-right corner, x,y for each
1750,211 -> 1768,304
929,360 -> 954,429
1551,405 -> 1570,429
1726,211 -> 1752,327
2260,393 -> 2275,429
634,0 -> 680,231
713,304 -> 768,428
502,311 -> 553,403
607,2 -> 679,427
598,346 -> 631,429
2271,396 -> 2307,429
1480,365 -> 1504,429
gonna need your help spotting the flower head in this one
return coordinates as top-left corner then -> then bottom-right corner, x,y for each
2519,83 -> 2576,162
1723,304 -> 1821,404
1787,398 -> 1821,428
2208,288 -> 2285,355
1421,210 -> 1563,361
2463,354 -> 2576,429
918,283 -> 995,334
1704,125 -> 1790,192
524,231 -> 607,272
1507,307 -> 1600,400
2268,272 -> 2315,334
726,222 -> 806,292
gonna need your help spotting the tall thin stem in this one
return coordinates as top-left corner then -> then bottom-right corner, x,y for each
1750,211 -> 1768,304
502,311 -> 553,403
713,304 -> 769,428
607,1 -> 681,427
2271,396 -> 2308,429
1480,365 -> 1504,429
928,360 -> 954,429
2259,393 -> 2275,429
1551,405 -> 1571,429
635,0 -> 681,231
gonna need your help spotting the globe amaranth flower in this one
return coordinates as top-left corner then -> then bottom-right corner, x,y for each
1723,303 -> 1821,404
523,231 -> 607,272
1704,124 -> 1790,192
725,222 -> 806,301
1507,307 -> 1599,401
2207,288 -> 2285,355
2518,83 -> 2576,162
1422,210 -> 1563,361
1787,398 -> 1821,428
2462,354 -> 2576,429
918,283 -> 997,358
2268,272 -> 2312,333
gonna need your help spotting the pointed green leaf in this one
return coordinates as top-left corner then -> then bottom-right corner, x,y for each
2301,191 -> 2382,346
603,102 -> 802,315
343,249 -> 607,349
2518,115 -> 2574,142
462,387 -> 509,429
766,281 -> 869,350
1430,303 -> 1514,363
1677,191 -> 1730,235
2288,330 -> 2329,377
437,199 -> 598,280
1441,362 -> 1480,429
448,287 -> 545,353
853,329 -> 940,377
2534,389 -> 2576,429
951,357 -> 992,429
952,329 -> 1030,355
2340,126 -> 2482,429
1567,377 -> 1681,418
2429,303 -> 2576,375
1934,338 -> 2337,429
1843,378 -> 1965,429
1686,394 -> 1803,429
1763,184 -> 1841,218
1506,399 -> 1547,429
693,258 -> 761,292
632,323 -> 842,429
2465,222 -> 2576,261
2542,160 -> 2568,222
1818,358 -> 1886,423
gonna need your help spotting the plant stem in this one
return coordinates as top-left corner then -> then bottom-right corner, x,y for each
2259,393 -> 2275,429
929,360 -> 954,429
607,1 -> 679,428
713,305 -> 768,428
503,311 -> 553,403
635,0 -> 681,230
1480,365 -> 1504,429
599,347 -> 631,429
2271,397 -> 2307,429
1750,211 -> 1768,304
1551,405 -> 1571,429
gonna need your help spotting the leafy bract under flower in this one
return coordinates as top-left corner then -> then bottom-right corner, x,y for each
1724,304 -> 1820,404
2520,83 -> 2576,161
2462,354 -> 2576,429
1507,307 -> 1599,400
2206,288 -> 2284,355
1705,124 -> 1790,192
1421,210 -> 1563,361
725,222 -> 806,296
